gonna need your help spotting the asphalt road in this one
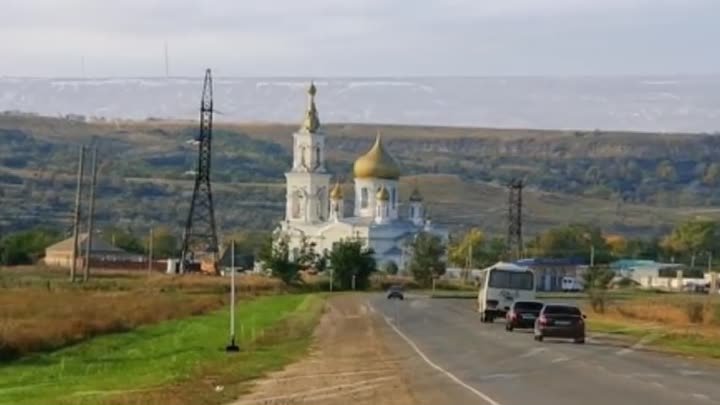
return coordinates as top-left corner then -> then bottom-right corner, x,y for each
369,294 -> 720,405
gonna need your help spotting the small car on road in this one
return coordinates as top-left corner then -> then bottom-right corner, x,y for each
534,304 -> 586,344
387,285 -> 404,300
505,300 -> 544,331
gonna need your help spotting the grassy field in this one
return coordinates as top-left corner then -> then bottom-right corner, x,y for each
0,267 -> 284,359
585,292 -> 720,359
0,294 -> 325,405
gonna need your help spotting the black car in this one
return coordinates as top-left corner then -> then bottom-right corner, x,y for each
505,300 -> 544,331
387,285 -> 404,300
534,304 -> 586,344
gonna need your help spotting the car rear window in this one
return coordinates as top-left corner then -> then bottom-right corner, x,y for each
543,305 -> 581,315
514,302 -> 543,311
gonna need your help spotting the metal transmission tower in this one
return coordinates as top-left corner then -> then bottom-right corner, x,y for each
506,178 -> 524,261
180,69 -> 219,273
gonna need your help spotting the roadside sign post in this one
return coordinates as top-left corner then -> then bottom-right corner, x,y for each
226,240 -> 240,352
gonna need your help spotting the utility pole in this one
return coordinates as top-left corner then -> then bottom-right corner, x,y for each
83,147 -> 98,282
226,240 -> 239,352
147,227 -> 154,275
70,146 -> 86,283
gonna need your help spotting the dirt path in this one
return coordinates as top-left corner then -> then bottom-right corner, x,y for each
230,294 -> 416,405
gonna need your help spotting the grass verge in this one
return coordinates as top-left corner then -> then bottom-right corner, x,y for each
0,267 -> 285,360
0,294 -> 325,405
588,313 -> 720,360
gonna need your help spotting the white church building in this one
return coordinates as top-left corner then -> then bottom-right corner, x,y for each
277,83 -> 447,270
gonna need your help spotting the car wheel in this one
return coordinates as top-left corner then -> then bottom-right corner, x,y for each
534,334 -> 543,342
574,338 -> 585,344
399,296 -> 404,300
506,325 -> 513,332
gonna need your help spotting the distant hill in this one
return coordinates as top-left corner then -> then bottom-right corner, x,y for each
1,114 -> 720,238
2,76 -> 720,132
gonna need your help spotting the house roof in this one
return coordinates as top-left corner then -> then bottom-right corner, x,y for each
46,233 -> 129,254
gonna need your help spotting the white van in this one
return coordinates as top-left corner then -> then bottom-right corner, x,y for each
477,262 -> 536,323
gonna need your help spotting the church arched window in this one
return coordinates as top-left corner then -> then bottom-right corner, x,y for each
291,191 -> 301,219
391,188 -> 396,209
410,206 -> 415,218
361,188 -> 368,208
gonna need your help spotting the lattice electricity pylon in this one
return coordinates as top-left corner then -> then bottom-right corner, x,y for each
506,178 -> 524,261
180,69 -> 219,272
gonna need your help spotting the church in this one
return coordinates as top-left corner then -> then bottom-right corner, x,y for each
277,83 -> 447,270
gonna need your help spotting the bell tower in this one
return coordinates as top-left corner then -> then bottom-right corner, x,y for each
285,82 -> 331,224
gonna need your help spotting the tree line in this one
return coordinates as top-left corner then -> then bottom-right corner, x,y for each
448,217 -> 720,272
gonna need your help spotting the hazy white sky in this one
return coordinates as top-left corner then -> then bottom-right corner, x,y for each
1,0 -> 717,77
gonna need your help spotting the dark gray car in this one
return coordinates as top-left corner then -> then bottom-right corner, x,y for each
534,304 -> 586,344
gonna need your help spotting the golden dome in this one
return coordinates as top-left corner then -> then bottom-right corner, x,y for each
330,181 -> 343,200
353,133 -> 401,180
409,186 -> 423,202
300,81 -> 320,133
376,185 -> 390,201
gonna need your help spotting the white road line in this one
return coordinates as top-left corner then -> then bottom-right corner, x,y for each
519,347 -> 547,358
551,356 -> 569,363
691,393 -> 710,401
370,302 -> 503,405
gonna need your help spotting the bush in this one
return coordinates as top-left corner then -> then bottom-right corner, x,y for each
685,302 -> 705,324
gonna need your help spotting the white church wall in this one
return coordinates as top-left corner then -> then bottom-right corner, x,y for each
354,178 -> 399,219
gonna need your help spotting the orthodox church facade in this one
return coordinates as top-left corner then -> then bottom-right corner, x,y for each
277,83 -> 447,270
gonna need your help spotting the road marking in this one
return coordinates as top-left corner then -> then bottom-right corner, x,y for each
519,348 -> 547,358
691,393 -> 710,401
551,356 -> 569,363
616,333 -> 662,356
480,373 -> 520,381
679,369 -> 704,376
370,302 -> 503,405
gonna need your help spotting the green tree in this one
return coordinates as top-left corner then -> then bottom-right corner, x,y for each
225,230 -> 271,258
656,160 -> 677,182
258,234 -> 300,285
448,228 -> 485,268
327,239 -> 376,290
145,227 -> 178,259
101,227 -> 145,254
583,266 -> 615,313
665,218 -> 717,268
296,236 -> 320,271
407,232 -> 447,287
704,163 -> 720,186
382,261 -> 399,275
0,228 -> 62,265
530,224 -> 609,262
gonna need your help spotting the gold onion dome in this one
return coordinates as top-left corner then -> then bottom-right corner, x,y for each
376,185 -> 390,201
353,133 -> 401,180
409,186 -> 423,202
300,81 -> 320,133
330,181 -> 344,200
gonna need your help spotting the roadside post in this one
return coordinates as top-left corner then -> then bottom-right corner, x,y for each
226,240 -> 240,352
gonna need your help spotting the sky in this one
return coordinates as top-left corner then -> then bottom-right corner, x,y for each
1,0 -> 718,77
